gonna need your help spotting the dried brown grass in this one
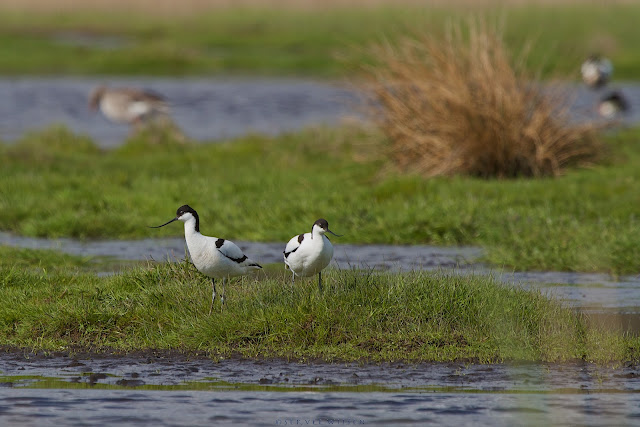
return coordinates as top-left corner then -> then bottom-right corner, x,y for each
365,21 -> 605,178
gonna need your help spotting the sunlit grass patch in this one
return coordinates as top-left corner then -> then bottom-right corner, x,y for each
0,261 -> 636,363
1,124 -> 640,273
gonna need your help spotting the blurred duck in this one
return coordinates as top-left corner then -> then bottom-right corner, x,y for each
89,85 -> 170,126
581,55 -> 613,89
598,91 -> 629,119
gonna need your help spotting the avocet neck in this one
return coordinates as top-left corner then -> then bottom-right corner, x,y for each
183,215 -> 200,237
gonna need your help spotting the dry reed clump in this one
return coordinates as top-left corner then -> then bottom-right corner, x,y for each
367,22 -> 604,178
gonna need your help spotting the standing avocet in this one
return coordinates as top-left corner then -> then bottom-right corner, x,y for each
150,205 -> 262,314
283,219 -> 341,291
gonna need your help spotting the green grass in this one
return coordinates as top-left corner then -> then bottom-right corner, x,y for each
0,260 -> 636,363
1,124 -> 639,274
0,4 -> 640,77
0,245 -> 143,274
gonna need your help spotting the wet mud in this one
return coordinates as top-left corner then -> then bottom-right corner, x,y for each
1,350 -> 638,393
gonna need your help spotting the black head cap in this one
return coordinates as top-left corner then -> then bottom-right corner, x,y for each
177,205 -> 199,232
177,205 -> 197,217
313,218 -> 329,230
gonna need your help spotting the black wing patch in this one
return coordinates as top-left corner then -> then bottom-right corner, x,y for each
216,238 -> 249,264
284,234 -> 304,259
219,252 -> 247,264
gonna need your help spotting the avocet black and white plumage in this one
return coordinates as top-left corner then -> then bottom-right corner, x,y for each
283,219 -> 341,291
581,55 -> 613,89
598,91 -> 630,119
150,205 -> 262,314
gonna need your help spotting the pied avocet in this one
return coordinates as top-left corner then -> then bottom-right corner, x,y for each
150,205 -> 262,314
283,219 -> 341,291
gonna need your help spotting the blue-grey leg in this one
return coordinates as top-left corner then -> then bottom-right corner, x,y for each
209,278 -> 217,315
318,271 -> 323,292
291,271 -> 296,286
221,277 -> 226,309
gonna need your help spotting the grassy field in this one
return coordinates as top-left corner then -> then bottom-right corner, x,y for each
0,258 -> 637,363
0,246 -> 143,275
0,124 -> 639,274
1,0 -> 638,362
0,2 -> 639,78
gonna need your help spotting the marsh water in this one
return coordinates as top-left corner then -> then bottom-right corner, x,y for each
1,77 -> 640,424
1,352 -> 640,426
0,77 -> 638,146
0,77 -> 362,147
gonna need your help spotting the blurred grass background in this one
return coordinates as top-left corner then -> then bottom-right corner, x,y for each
0,0 -> 638,78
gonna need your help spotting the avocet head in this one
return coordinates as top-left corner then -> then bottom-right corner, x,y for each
312,218 -> 342,237
149,205 -> 200,230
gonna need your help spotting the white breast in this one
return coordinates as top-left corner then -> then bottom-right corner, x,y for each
285,234 -> 333,277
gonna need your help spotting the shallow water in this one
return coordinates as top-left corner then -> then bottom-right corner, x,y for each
0,77 -> 637,147
4,388 -> 638,426
0,354 -> 639,426
0,77 -> 361,147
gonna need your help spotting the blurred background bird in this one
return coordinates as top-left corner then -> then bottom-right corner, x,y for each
581,55 -> 613,89
598,91 -> 630,119
89,85 -> 171,128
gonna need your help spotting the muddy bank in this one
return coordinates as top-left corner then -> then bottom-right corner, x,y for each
1,349 -> 638,392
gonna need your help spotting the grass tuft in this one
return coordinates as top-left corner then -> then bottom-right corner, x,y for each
0,261 -> 637,363
366,19 -> 604,178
